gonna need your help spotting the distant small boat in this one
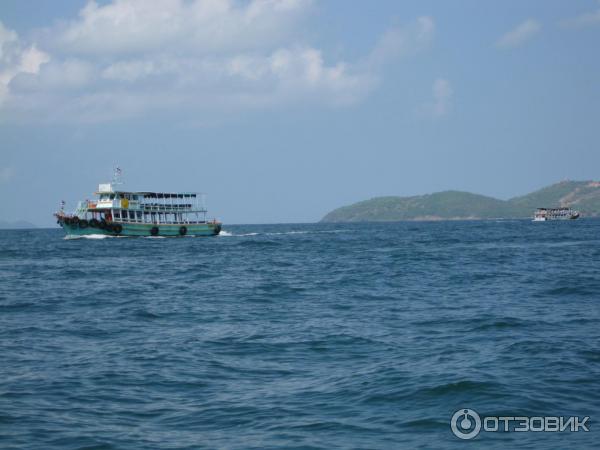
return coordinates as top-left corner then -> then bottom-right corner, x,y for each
532,207 -> 579,222
54,170 -> 222,237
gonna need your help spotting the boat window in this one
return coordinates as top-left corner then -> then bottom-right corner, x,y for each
109,194 -> 115,200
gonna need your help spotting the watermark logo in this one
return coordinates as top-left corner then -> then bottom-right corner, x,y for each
450,408 -> 590,440
451,409 -> 482,440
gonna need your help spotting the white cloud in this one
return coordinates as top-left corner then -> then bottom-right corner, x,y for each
419,78 -> 452,118
53,0 -> 313,55
0,21 -> 50,105
102,60 -> 163,82
496,19 -> 541,49
0,21 -> 18,60
0,1 -> 435,123
368,16 -> 434,68
561,1 -> 600,29
43,59 -> 94,88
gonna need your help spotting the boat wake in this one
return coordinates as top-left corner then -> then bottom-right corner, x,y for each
218,230 -> 345,237
64,234 -> 118,240
218,231 -> 259,237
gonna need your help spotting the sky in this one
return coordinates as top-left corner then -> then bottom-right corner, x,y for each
1,0 -> 599,226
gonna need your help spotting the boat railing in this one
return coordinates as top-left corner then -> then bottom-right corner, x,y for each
115,218 -> 208,224
141,204 -> 207,212
86,200 -> 206,213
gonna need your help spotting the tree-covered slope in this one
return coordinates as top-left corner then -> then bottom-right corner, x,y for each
322,191 -> 517,222
321,181 -> 600,222
507,180 -> 600,215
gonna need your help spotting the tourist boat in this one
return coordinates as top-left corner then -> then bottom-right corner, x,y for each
55,173 -> 222,237
532,207 -> 580,221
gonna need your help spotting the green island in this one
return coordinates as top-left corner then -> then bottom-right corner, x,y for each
321,180 -> 600,222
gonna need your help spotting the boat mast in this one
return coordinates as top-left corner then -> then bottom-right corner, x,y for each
112,166 -> 123,188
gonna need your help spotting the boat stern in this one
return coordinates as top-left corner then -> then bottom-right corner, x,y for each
213,221 -> 222,235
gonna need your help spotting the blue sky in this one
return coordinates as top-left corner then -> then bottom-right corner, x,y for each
1,0 -> 599,226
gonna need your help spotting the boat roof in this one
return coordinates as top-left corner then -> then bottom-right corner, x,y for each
95,190 -> 201,198
536,207 -> 571,210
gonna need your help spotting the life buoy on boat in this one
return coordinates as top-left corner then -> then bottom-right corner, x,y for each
72,216 -> 79,223
99,220 -> 107,229
89,219 -> 100,228
150,226 -> 159,236
179,226 -> 187,236
79,219 -> 89,229
113,224 -> 123,234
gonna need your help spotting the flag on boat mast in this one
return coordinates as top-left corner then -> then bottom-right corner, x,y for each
113,166 -> 123,185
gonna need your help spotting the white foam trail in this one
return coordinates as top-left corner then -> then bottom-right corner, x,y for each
218,229 -> 347,237
265,231 -> 309,235
218,231 -> 259,237
64,234 -> 113,240
264,230 -> 346,236
64,229 -> 345,240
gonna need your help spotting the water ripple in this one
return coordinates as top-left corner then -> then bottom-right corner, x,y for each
0,221 -> 599,449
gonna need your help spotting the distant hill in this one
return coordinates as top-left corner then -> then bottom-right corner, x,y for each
508,180 -> 600,212
0,220 -> 37,229
321,181 -> 600,222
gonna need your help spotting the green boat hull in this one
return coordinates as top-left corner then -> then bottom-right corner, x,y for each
59,221 -> 221,237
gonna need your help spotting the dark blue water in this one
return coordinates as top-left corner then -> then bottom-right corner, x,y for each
1,220 -> 599,449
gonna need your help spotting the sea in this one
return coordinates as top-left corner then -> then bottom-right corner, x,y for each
1,220 -> 598,449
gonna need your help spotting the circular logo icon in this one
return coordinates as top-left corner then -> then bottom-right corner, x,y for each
451,408 -> 481,440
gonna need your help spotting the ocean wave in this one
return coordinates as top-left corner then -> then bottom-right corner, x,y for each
3,221 -> 600,450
